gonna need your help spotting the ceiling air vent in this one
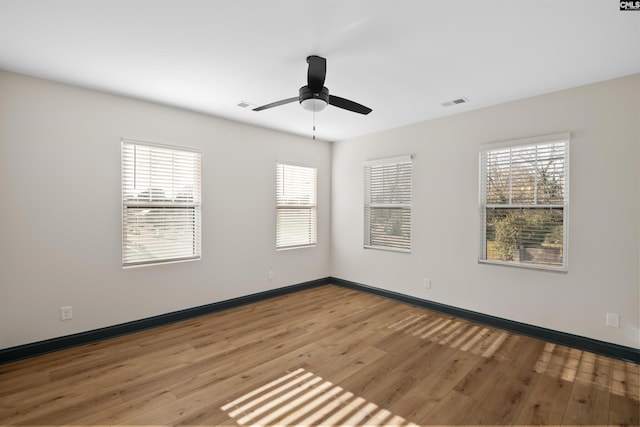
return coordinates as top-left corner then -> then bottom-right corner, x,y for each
441,97 -> 469,107
237,101 -> 257,109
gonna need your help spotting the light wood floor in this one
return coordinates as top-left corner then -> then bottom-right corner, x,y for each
1,285 -> 638,426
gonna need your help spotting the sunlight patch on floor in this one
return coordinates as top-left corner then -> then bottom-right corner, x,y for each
221,367 -> 419,426
533,342 -> 639,400
387,312 -> 509,359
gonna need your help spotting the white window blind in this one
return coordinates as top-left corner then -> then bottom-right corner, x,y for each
480,133 -> 569,270
276,163 -> 317,249
122,139 -> 201,267
364,156 -> 412,252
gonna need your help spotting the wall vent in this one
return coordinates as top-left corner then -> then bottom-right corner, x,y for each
441,97 -> 469,107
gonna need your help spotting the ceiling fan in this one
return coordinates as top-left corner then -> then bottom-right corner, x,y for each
253,55 -> 372,115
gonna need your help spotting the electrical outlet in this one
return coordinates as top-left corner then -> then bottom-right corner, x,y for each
60,306 -> 73,321
606,313 -> 619,328
423,278 -> 431,289
268,271 -> 274,281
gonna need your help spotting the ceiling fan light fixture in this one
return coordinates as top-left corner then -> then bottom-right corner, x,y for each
301,98 -> 328,112
299,85 -> 329,112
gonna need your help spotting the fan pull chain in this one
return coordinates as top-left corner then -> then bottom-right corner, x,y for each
312,107 -> 316,140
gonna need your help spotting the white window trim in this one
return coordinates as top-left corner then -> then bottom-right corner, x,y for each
121,138 -> 202,268
364,155 -> 413,253
479,132 -> 570,272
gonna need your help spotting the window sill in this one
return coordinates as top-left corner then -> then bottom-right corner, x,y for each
364,245 -> 411,254
478,259 -> 567,273
277,244 -> 317,251
123,256 -> 201,269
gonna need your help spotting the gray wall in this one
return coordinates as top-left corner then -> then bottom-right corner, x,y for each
0,71 -> 331,349
331,74 -> 640,348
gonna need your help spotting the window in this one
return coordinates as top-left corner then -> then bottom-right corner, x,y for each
122,139 -> 201,267
276,163 -> 317,249
480,133 -> 569,271
364,155 -> 412,252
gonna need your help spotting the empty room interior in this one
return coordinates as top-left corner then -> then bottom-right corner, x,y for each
1,1 -> 639,426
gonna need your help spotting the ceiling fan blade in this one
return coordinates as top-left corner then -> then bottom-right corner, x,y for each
253,96 -> 299,111
307,55 -> 326,92
329,95 -> 372,115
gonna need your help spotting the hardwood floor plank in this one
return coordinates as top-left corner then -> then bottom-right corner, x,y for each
424,333 -> 544,425
515,343 -> 575,425
608,358 -> 640,425
386,343 -> 483,423
2,340 -> 196,411
562,349 -> 613,425
0,284 -> 636,426
6,386 -> 124,425
418,389 -> 478,425
70,387 -> 178,425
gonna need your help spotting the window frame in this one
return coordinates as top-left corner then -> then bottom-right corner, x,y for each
479,133 -> 570,272
364,155 -> 413,253
121,138 -> 202,268
276,161 -> 318,250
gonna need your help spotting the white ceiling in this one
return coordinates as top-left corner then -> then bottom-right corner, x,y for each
1,0 -> 639,142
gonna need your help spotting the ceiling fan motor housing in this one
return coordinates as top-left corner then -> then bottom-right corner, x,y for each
299,85 -> 329,111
